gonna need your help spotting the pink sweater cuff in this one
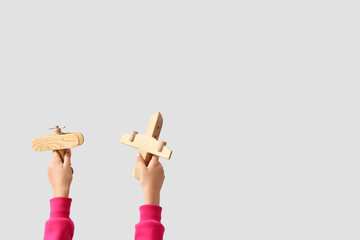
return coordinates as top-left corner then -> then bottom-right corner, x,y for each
139,205 -> 162,221
49,197 -> 72,218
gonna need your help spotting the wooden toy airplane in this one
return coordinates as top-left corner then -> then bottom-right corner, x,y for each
121,112 -> 172,180
32,126 -> 84,161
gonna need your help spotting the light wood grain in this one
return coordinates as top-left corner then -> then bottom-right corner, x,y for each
69,132 -> 84,145
141,112 -> 163,163
32,133 -> 80,152
33,127 -> 84,166
138,112 -> 162,179
121,134 -> 172,159
157,141 -> 167,152
120,112 -> 172,180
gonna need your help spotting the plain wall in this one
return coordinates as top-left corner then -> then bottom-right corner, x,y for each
0,1 -> 359,239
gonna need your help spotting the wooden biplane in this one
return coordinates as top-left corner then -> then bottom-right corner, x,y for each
32,126 -> 84,161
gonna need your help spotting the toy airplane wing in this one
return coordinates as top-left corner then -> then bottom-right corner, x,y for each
121,133 -> 172,159
32,132 -> 84,152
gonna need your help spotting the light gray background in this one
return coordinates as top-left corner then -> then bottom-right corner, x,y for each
0,1 -> 359,239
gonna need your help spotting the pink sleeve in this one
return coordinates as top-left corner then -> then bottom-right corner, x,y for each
44,197 -> 74,240
135,205 -> 165,240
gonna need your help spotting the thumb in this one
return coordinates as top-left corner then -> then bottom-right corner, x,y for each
63,149 -> 72,168
136,153 -> 146,171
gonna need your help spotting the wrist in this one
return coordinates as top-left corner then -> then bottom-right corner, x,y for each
144,192 -> 160,205
53,188 -> 70,198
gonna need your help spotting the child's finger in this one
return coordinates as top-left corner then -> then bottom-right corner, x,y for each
136,153 -> 146,171
52,151 -> 63,164
63,149 -> 72,168
148,155 -> 159,167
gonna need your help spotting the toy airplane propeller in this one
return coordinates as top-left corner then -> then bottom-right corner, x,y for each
32,126 -> 84,161
121,112 -> 173,180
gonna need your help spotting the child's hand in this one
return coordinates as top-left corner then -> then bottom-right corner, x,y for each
136,153 -> 165,206
48,149 -> 73,198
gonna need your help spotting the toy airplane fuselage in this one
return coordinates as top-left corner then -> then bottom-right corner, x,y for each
32,131 -> 84,152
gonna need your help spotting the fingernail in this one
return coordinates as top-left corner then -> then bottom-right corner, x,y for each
136,153 -> 141,158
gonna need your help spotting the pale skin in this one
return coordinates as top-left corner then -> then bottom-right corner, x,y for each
136,153 -> 165,206
48,150 -> 165,205
48,149 -> 73,198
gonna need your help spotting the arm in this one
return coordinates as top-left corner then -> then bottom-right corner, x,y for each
135,153 -> 165,240
44,150 -> 74,240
